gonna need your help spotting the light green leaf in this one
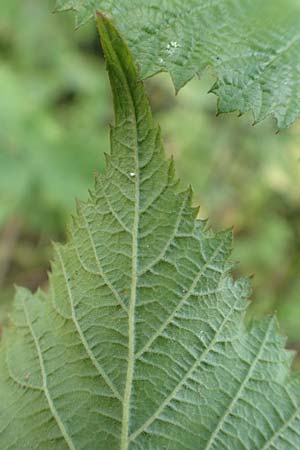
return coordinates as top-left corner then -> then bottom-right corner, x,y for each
1,14 -> 300,450
55,0 -> 300,128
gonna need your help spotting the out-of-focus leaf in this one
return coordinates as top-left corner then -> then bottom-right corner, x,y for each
56,0 -> 300,128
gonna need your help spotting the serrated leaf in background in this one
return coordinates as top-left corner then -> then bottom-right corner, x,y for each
55,0 -> 300,129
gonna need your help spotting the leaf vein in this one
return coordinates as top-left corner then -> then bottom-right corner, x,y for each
136,237 -> 227,358
22,297 -> 77,450
56,246 -> 123,402
80,210 -> 128,312
204,319 -> 275,450
129,289 -> 241,442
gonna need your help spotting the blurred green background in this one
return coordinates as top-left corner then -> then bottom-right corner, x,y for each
0,1 -> 299,360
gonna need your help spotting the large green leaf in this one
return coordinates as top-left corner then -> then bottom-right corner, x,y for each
1,15 -> 300,450
55,0 -> 300,128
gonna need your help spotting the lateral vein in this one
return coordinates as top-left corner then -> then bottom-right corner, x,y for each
22,297 -> 77,450
56,246 -> 123,402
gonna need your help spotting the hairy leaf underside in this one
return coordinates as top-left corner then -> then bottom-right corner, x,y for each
55,0 -> 300,128
0,14 -> 300,450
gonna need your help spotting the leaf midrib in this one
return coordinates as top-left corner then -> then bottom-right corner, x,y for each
119,67 -> 141,450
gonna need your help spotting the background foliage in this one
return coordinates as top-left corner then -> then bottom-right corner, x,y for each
0,0 -> 299,359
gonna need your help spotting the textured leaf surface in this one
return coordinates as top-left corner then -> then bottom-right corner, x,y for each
1,14 -> 300,450
55,0 -> 300,128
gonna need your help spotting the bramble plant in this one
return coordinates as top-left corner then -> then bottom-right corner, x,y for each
1,4 -> 300,450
